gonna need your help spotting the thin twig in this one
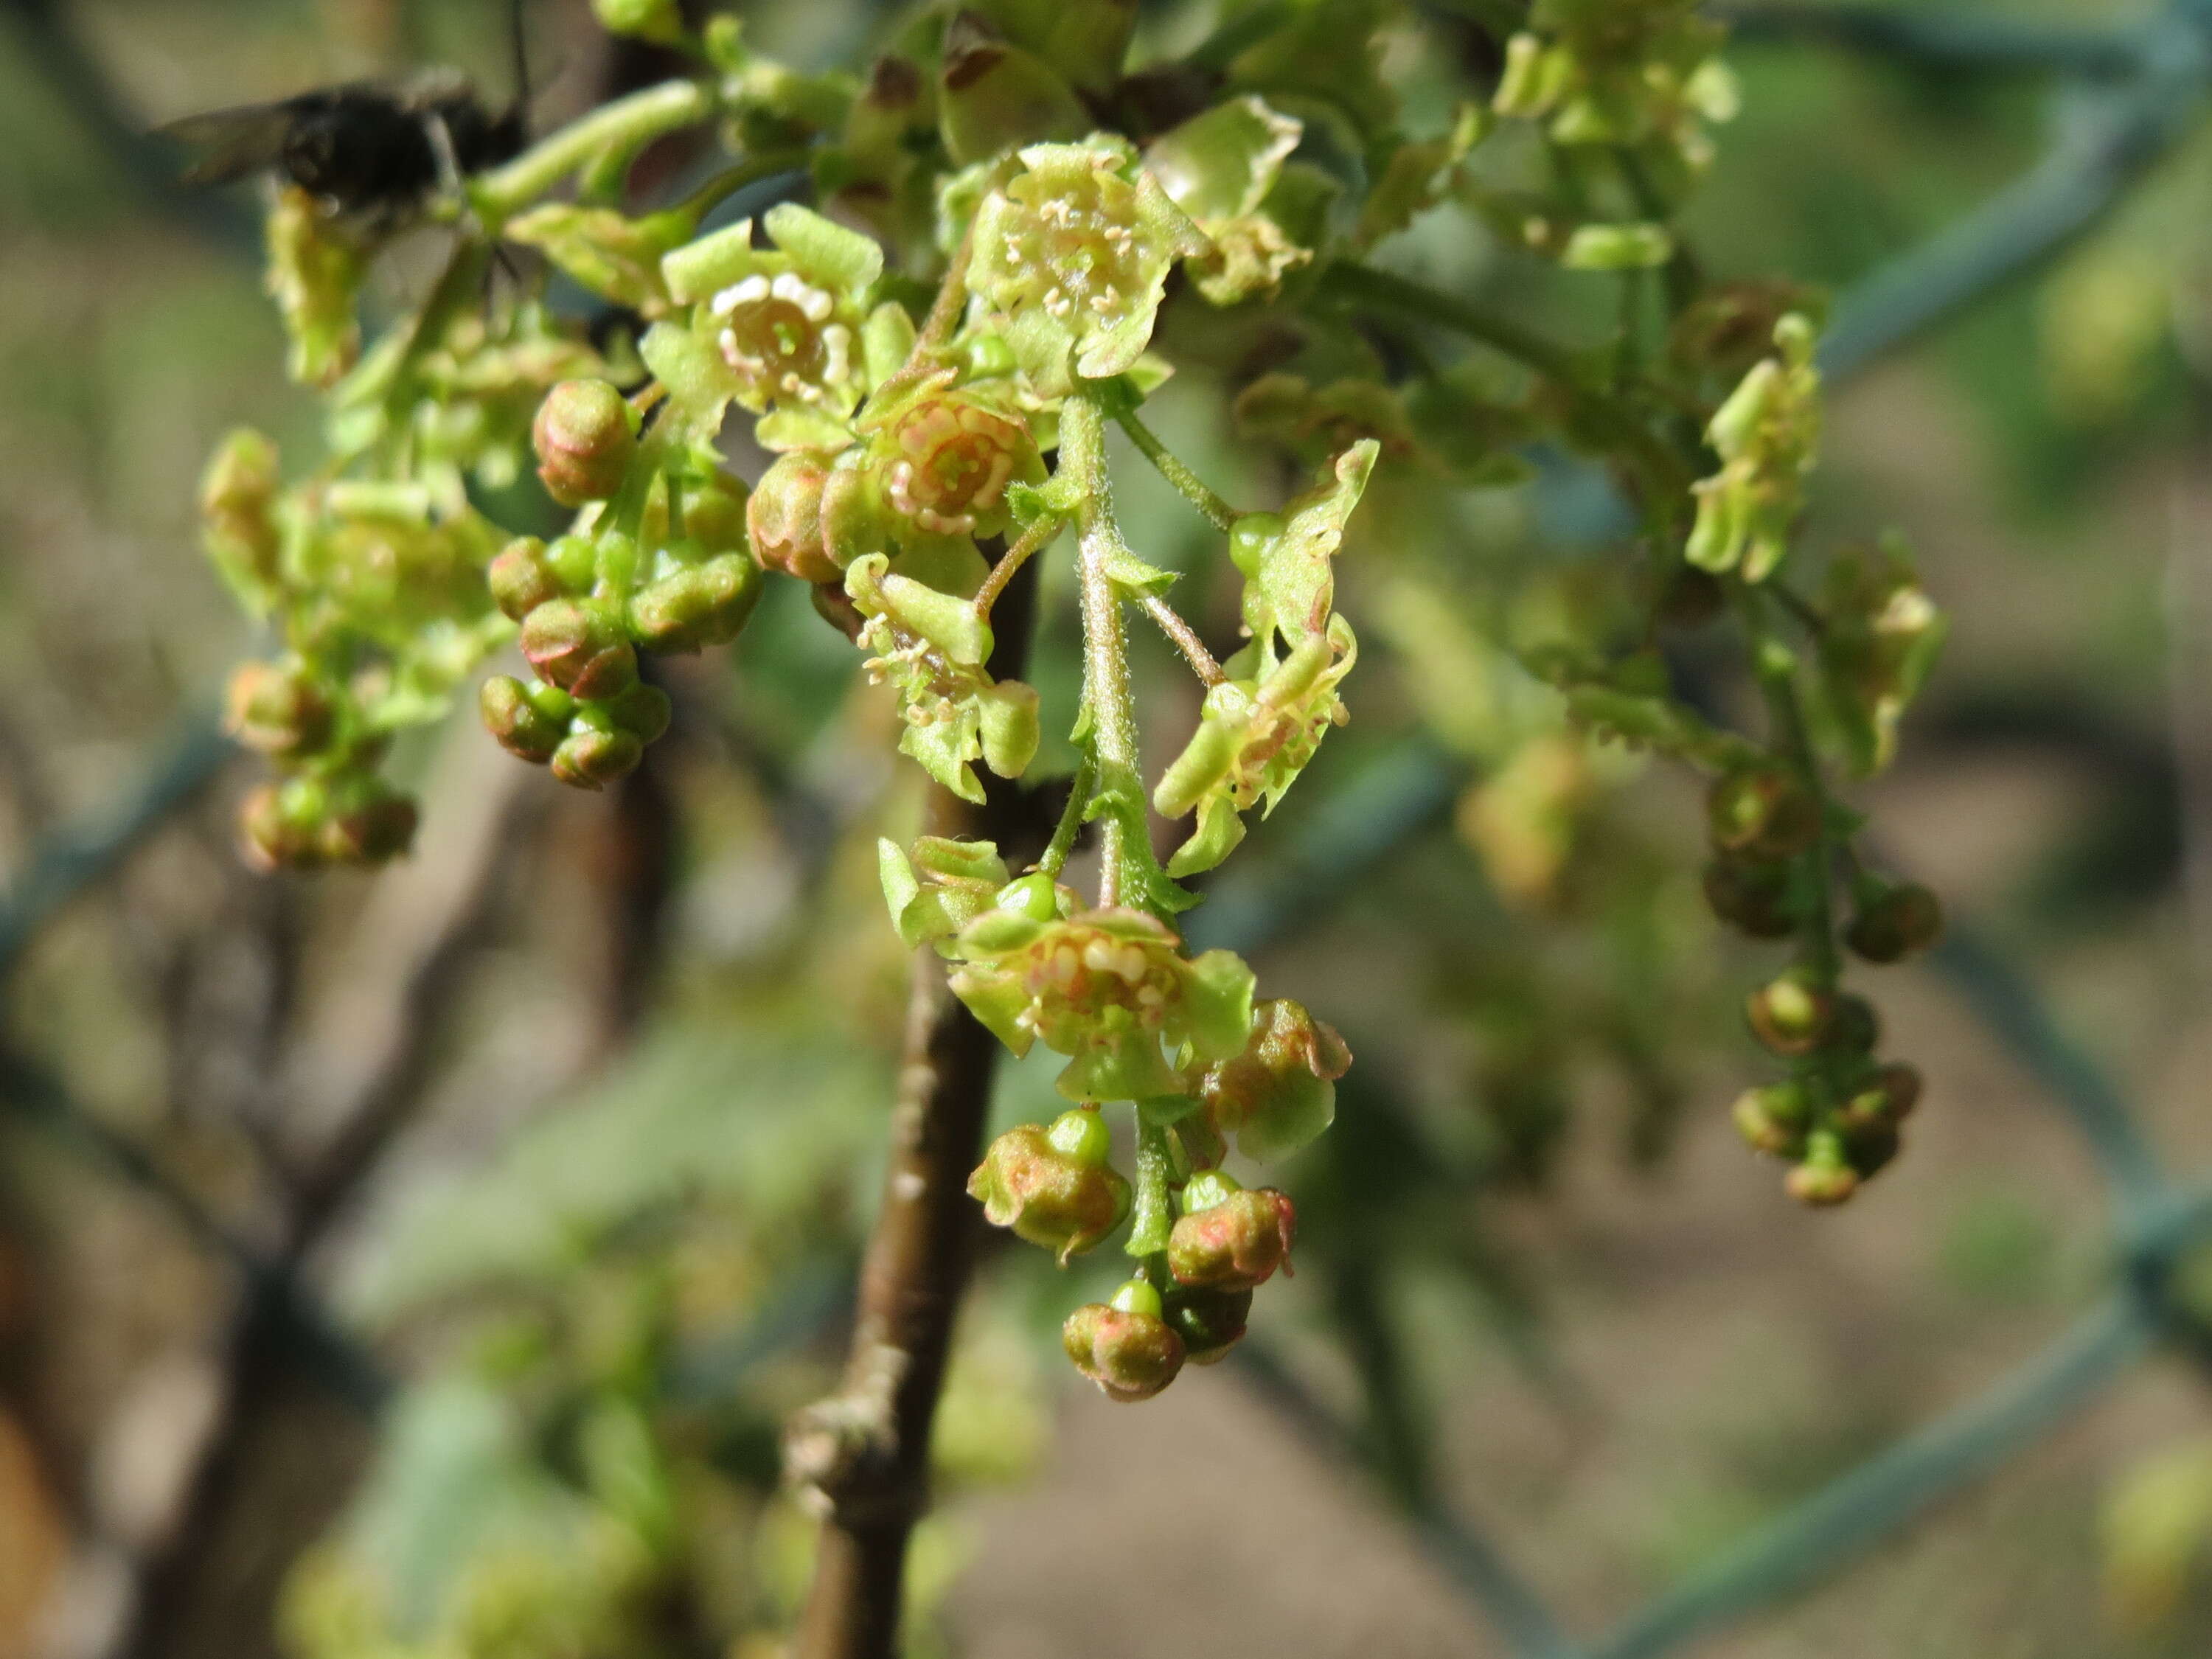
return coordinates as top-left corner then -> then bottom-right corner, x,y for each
974,513 -> 1062,618
1138,593 -> 1228,685
1113,405 -> 1241,532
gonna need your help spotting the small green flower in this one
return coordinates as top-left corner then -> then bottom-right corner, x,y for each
658,204 -> 884,418
1196,998 -> 1352,1163
1686,313 -> 1820,582
1494,0 -> 1738,170
877,836 -> 1065,950
1232,439 -> 1378,650
946,905 -> 1256,1102
1815,535 -> 1947,777
1146,97 -> 1314,305
846,552 -> 1040,801
1153,617 -> 1356,875
967,1110 -> 1131,1265
968,137 -> 1207,390
265,186 -> 364,387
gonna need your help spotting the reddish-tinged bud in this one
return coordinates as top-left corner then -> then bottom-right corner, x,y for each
1825,992 -> 1879,1055
1731,1080 -> 1809,1157
1164,1285 -> 1251,1366
1784,1133 -> 1859,1207
747,453 -> 840,582
1846,882 -> 1943,964
1062,1281 -> 1185,1402
1702,858 -> 1795,939
480,675 -> 566,762
1837,1061 -> 1921,1131
532,379 -> 636,507
1197,999 -> 1351,1163
318,784 -> 417,864
968,1111 -> 1130,1264
1708,768 -> 1820,860
1746,968 -> 1834,1057
1843,1120 -> 1901,1180
627,552 -> 762,653
550,723 -> 644,790
489,536 -> 564,622
1167,1172 -> 1295,1291
237,781 -> 321,871
521,599 -> 637,700
224,658 -> 331,758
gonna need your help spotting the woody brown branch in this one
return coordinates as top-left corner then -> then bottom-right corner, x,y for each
787,552 -> 1040,1659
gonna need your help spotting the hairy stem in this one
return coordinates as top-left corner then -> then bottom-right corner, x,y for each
788,556 -> 1040,1659
1064,391 -> 1146,910
1114,404 -> 1240,531
1139,593 -> 1227,685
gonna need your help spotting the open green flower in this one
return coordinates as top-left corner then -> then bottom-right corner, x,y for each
1146,97 -> 1314,306
1494,0 -> 1737,171
1686,313 -> 1820,582
877,837 -> 1073,950
947,905 -> 1256,1102
658,203 -> 884,418
969,137 -> 1207,391
266,186 -> 364,388
1234,439 -> 1378,649
846,552 -> 1040,802
1154,616 -> 1356,875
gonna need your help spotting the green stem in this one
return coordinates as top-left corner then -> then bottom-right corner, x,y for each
1127,1117 -> 1176,1257
472,80 -> 714,220
1113,406 -> 1240,532
1063,391 -> 1146,911
1736,584 -> 1840,984
1038,759 -> 1096,880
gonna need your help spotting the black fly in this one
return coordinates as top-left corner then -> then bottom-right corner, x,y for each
158,1 -> 530,226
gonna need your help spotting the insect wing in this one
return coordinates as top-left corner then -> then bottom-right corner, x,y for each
158,102 -> 303,186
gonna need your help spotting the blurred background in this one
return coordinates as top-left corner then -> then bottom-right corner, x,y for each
7,1 -> 2212,1656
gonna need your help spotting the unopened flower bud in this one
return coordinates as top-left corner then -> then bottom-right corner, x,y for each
200,428 -> 284,594
1731,1080 -> 1809,1156
1062,1282 -> 1185,1402
627,552 -> 762,653
993,872 -> 1062,923
1702,858 -> 1795,939
1837,1061 -> 1921,1131
318,782 -> 418,865
602,681 -> 672,743
521,599 -> 638,700
1167,1172 -> 1295,1291
1197,999 -> 1352,1163
237,781 -> 321,871
480,674 -> 566,762
1824,992 -> 1879,1055
490,536 -> 563,622
1784,1132 -> 1859,1207
1745,968 -> 1833,1057
1164,1285 -> 1251,1366
967,1112 -> 1131,1264
224,658 -> 330,758
1846,881 -> 1943,964
748,453 -> 840,582
551,722 -> 644,790
1843,1120 -> 1901,1180
1708,768 -> 1820,860
532,379 -> 636,507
